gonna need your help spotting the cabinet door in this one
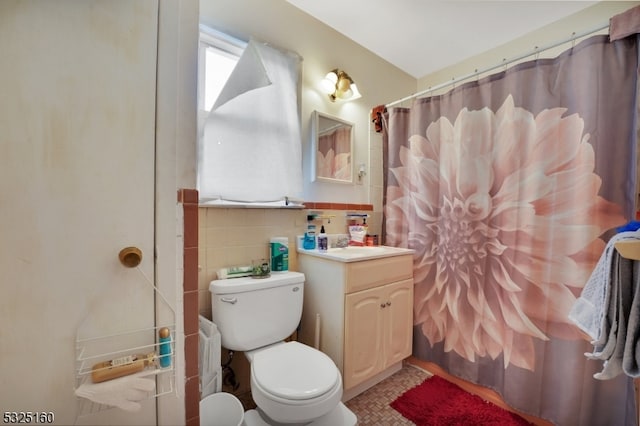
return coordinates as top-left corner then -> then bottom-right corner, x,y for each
384,278 -> 414,368
344,286 -> 385,389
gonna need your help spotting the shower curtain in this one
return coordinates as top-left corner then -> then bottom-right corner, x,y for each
383,33 -> 639,425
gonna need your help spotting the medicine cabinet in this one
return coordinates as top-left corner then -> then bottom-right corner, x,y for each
311,111 -> 354,184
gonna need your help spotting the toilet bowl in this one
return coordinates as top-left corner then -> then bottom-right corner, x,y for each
243,403 -> 357,426
247,342 -> 343,424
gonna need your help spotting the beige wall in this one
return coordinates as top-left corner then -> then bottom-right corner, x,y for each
416,1 -> 639,95
198,1 -> 638,214
198,206 -> 381,318
199,0 -> 416,207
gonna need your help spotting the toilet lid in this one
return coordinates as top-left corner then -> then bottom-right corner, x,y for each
252,342 -> 339,400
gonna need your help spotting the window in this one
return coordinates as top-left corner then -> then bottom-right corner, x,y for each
197,25 -> 245,119
197,33 -> 303,204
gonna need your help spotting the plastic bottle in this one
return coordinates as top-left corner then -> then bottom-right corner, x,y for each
317,225 -> 328,251
303,224 -> 316,249
270,237 -> 289,272
158,327 -> 172,368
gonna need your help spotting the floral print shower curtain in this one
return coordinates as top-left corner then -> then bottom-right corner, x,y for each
383,34 -> 639,425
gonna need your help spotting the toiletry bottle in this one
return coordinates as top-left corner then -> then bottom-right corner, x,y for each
270,237 -> 289,272
303,223 -> 316,249
91,352 -> 156,383
318,225 -> 328,251
158,327 -> 172,368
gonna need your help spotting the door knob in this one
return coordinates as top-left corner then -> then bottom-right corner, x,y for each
119,246 -> 142,268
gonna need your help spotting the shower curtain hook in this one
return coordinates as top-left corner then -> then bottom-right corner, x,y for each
534,46 -> 540,61
571,32 -> 576,48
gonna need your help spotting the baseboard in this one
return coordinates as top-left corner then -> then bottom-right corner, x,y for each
342,362 -> 403,402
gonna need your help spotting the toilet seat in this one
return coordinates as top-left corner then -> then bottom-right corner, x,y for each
248,341 -> 344,424
252,341 -> 339,400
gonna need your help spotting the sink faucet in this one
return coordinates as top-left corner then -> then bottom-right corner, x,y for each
336,235 -> 349,248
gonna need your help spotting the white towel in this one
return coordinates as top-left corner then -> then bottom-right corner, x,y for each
75,370 -> 156,412
199,315 -> 222,398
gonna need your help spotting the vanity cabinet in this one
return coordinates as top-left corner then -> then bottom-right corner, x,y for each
344,278 -> 413,389
298,250 -> 414,400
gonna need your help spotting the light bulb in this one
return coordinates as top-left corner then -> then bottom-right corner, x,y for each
321,72 -> 338,94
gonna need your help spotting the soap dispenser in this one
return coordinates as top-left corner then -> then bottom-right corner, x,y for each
317,225 -> 328,251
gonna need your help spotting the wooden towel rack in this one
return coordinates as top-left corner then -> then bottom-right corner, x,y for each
612,239 -> 640,423
614,241 -> 640,261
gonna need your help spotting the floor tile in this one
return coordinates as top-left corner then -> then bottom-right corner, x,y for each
345,364 -> 430,425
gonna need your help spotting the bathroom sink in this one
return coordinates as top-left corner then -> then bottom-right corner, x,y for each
298,245 -> 414,262
328,246 -> 388,255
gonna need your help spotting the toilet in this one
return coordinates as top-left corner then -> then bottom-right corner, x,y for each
210,271 -> 357,426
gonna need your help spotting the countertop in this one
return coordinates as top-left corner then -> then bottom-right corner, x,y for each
297,245 -> 415,263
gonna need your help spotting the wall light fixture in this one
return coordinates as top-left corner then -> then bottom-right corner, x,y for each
321,69 -> 361,102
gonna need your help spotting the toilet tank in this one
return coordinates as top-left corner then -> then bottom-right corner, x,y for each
210,271 -> 305,351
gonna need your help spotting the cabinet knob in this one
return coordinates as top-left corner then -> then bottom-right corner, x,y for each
386,301 -> 391,306
380,303 -> 386,308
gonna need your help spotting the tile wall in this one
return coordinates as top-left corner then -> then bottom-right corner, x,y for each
178,189 -> 200,426
198,203 -> 377,318
198,207 -> 306,318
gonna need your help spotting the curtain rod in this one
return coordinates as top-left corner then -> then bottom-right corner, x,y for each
385,22 -> 609,108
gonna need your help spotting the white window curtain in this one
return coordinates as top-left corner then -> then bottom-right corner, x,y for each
198,39 -> 303,204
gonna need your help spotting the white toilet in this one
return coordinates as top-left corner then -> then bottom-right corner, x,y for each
210,271 -> 357,426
